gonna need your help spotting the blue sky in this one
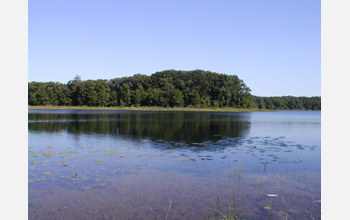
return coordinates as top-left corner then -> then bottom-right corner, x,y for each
29,0 -> 320,97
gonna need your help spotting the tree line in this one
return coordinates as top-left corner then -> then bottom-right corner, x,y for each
28,69 -> 321,110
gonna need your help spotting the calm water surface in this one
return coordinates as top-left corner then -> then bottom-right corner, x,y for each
28,110 -> 321,220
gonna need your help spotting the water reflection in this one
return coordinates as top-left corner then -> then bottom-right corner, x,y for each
28,110 -> 251,144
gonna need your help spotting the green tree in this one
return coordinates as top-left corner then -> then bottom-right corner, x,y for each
67,75 -> 85,106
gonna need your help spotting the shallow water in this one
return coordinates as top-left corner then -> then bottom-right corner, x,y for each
28,110 -> 321,220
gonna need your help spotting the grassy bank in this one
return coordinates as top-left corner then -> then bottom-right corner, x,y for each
28,105 -> 271,112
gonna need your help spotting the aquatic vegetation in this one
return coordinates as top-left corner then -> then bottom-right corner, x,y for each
104,150 -> 117,156
310,197 -> 321,219
204,165 -> 321,220
305,208 -> 316,220
278,182 -> 288,220
42,152 -> 54,158
86,151 -> 99,156
61,150 -> 79,154
30,161 -> 41,165
206,201 -> 235,220
165,201 -> 172,220
73,156 -> 87,159
186,158 -> 196,161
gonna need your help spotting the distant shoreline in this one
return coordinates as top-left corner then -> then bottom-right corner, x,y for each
28,105 -> 274,112
28,106 -> 320,112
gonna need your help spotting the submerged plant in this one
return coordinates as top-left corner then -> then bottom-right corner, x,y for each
206,206 -> 230,220
165,201 -> 172,220
278,182 -> 288,220
265,196 -> 276,220
312,196 -> 321,218
305,208 -> 315,220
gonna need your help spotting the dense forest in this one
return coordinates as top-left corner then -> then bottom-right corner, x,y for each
28,69 -> 321,110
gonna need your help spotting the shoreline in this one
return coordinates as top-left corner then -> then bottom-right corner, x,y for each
28,105 -> 273,112
27,106 -> 319,112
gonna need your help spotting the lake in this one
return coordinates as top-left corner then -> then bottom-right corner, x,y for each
28,110 -> 321,220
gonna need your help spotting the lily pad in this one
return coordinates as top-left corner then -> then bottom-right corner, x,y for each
31,150 -> 42,154
73,156 -> 87,159
62,150 -> 78,154
83,187 -> 91,189
43,152 -> 54,158
104,150 -> 116,156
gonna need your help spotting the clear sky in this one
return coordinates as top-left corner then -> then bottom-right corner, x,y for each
29,0 -> 320,97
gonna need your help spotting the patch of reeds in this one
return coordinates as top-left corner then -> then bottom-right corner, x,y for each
204,166 -> 320,220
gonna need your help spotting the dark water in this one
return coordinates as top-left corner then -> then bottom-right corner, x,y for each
28,110 -> 321,220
